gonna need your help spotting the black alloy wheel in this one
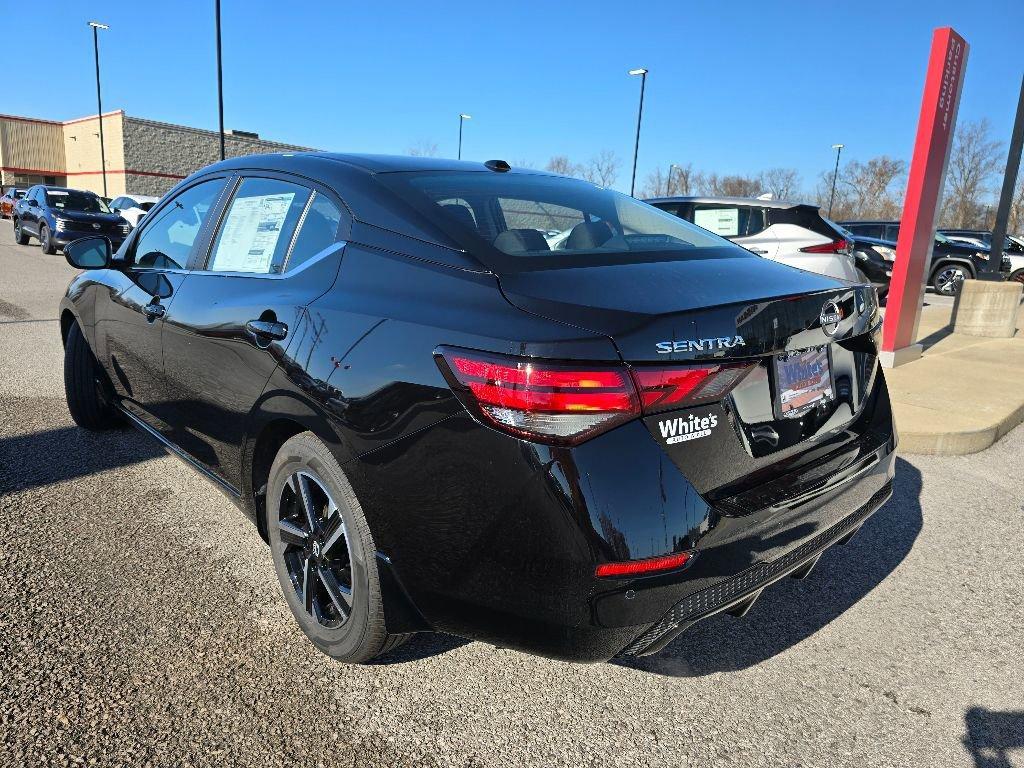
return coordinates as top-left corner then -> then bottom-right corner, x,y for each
278,470 -> 355,628
267,432 -> 411,663
931,264 -> 968,296
40,224 -> 56,255
14,219 -> 29,245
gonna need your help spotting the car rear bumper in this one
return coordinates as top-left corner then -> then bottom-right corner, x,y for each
346,362 -> 897,662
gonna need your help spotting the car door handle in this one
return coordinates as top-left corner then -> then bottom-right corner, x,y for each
748,248 -> 769,254
246,319 -> 288,342
143,302 -> 165,320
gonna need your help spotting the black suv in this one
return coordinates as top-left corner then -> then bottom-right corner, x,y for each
59,154 -> 895,663
13,185 -> 130,254
841,220 -> 1011,295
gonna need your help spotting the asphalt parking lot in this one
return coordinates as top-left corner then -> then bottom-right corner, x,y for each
1,225 -> 1021,767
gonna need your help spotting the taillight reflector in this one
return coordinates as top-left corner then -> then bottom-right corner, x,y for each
631,363 -> 753,414
595,550 -> 693,578
800,239 -> 849,254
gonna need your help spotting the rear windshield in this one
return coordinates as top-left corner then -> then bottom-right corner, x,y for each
377,171 -> 745,272
46,190 -> 110,213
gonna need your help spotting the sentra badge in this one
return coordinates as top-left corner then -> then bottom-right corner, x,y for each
657,412 -> 718,444
656,336 -> 745,354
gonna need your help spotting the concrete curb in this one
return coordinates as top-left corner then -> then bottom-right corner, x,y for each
897,400 -> 1024,456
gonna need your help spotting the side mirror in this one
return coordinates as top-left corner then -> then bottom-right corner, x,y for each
27,199 -> 39,207
64,236 -> 111,270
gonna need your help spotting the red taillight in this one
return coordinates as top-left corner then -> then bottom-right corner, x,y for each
436,347 -> 640,446
436,348 -> 753,444
630,363 -> 753,414
595,550 -> 693,578
800,239 -> 849,254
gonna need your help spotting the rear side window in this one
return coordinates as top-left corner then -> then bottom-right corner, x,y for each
207,178 -> 311,274
286,193 -> 342,272
133,178 -> 227,269
884,224 -> 900,241
693,205 -> 766,238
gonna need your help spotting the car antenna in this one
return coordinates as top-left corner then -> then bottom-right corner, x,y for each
484,159 -> 511,172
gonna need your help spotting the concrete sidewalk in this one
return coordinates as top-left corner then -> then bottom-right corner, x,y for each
884,296 -> 1024,455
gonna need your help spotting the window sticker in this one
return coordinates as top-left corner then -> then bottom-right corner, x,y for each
213,192 -> 295,273
694,207 -> 739,237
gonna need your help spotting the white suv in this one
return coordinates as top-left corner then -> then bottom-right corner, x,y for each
109,194 -> 160,228
646,196 -> 861,283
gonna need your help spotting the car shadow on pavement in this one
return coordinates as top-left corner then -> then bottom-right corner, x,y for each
616,457 -> 923,678
963,707 -> 1024,768
373,632 -> 471,664
0,424 -> 165,495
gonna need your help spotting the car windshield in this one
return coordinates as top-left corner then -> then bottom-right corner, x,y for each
378,171 -> 743,272
14,190 -> 26,199
46,190 -> 110,213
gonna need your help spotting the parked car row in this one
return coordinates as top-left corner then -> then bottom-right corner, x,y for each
11,185 -> 132,254
841,220 -> 1013,296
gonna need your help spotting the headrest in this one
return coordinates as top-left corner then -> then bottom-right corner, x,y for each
566,220 -> 613,250
440,203 -> 476,232
493,228 -> 551,254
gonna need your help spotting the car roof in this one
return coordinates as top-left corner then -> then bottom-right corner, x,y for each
645,195 -> 812,210
205,151 -> 558,177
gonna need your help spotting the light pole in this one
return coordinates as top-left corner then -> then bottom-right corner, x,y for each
669,163 -> 680,195
458,114 -> 471,160
628,68 -> 648,197
828,143 -> 844,218
215,0 -> 225,160
87,22 -> 109,197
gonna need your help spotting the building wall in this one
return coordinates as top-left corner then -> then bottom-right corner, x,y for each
1,110 -> 313,199
0,115 -> 67,189
122,116 -> 310,196
62,112 -> 126,197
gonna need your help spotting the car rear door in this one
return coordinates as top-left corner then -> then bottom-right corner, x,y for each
93,176 -> 231,431
159,173 -> 348,490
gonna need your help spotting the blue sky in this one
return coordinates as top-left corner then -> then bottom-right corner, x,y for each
8,0 -> 1022,193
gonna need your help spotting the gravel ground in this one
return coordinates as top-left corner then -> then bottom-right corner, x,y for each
1,224 -> 1021,767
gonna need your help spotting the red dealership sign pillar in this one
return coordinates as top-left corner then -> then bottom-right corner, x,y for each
880,27 -> 968,368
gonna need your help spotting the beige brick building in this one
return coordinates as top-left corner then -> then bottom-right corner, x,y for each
0,110 -> 311,198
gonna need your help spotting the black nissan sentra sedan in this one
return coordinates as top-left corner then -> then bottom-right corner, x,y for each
58,154 -> 896,663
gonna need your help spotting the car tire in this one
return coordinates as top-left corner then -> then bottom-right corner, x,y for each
13,218 -> 30,245
1011,269 -> 1024,287
930,263 -> 970,296
40,224 -> 56,255
267,432 -> 411,664
64,321 -> 120,430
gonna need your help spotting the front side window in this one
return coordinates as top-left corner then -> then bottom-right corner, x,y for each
379,172 -> 738,272
206,178 -> 313,274
132,178 -> 227,269
46,189 -> 110,213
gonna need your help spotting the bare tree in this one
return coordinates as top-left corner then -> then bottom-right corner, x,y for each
510,158 -> 535,169
545,155 -> 582,177
639,163 -> 703,198
941,118 -> 1004,228
758,168 -> 801,201
813,155 -> 906,220
408,140 -> 439,157
580,150 -> 620,187
1010,175 -> 1024,236
700,173 -> 762,197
